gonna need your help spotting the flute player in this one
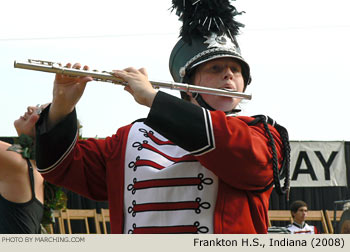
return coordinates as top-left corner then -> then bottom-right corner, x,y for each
35,0 -> 290,233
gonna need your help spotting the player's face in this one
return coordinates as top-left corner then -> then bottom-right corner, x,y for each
192,57 -> 245,112
293,206 -> 308,224
14,105 -> 43,137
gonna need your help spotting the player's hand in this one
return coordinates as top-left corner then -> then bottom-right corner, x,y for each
49,63 -> 93,128
112,67 -> 157,107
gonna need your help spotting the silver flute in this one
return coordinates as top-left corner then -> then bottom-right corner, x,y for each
14,59 -> 252,100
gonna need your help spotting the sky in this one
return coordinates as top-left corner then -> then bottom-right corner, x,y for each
1,0 -> 349,141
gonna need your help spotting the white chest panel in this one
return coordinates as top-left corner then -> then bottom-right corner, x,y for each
123,122 -> 218,234
287,223 -> 315,234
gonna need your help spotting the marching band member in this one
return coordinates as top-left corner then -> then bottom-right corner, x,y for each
35,0 -> 290,233
0,106 -> 44,233
287,200 -> 319,234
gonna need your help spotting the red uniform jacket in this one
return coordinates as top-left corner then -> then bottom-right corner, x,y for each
35,91 -> 284,234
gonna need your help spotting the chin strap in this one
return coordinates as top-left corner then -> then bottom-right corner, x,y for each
192,93 -> 241,114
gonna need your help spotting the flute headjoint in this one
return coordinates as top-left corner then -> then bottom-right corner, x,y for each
27,59 -> 62,67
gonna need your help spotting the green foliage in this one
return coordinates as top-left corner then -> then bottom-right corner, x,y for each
7,134 -> 35,160
41,182 -> 67,225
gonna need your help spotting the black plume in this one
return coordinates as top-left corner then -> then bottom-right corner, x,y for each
171,0 -> 245,43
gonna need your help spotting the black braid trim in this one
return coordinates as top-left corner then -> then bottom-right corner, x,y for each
247,115 -> 290,197
274,123 -> 291,199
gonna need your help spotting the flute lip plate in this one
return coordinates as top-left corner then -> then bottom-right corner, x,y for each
221,88 -> 237,92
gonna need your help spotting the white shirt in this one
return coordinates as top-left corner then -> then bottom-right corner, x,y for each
287,222 -> 317,234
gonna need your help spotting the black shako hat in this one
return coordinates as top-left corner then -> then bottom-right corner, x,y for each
169,0 -> 251,87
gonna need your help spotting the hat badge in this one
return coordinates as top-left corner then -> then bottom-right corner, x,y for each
204,33 -> 237,52
216,35 -> 227,45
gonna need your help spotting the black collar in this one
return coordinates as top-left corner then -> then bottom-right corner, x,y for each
292,222 -> 306,228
